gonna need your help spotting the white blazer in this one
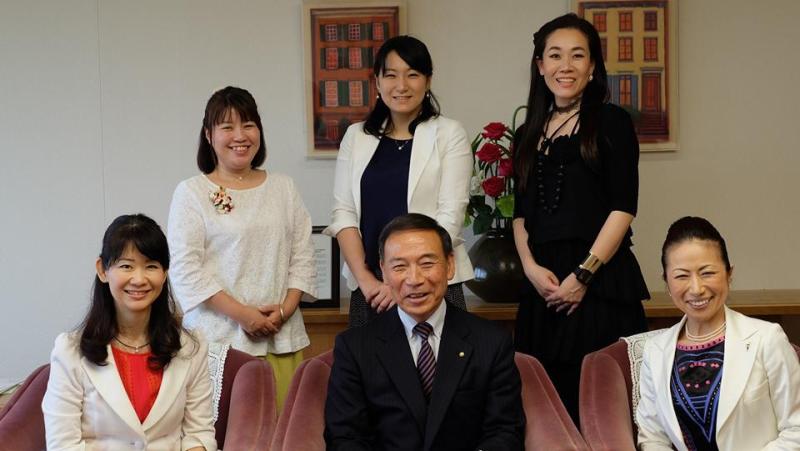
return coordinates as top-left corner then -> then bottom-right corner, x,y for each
636,306 -> 800,451
42,332 -> 217,451
324,116 -> 474,290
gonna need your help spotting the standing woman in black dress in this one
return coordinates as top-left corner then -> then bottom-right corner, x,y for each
512,13 -> 650,423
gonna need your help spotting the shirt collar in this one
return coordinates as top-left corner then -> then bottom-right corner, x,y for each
398,299 -> 447,340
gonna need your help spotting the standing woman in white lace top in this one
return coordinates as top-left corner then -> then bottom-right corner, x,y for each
167,86 -> 317,408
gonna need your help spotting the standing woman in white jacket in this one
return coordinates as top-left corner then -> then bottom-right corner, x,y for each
636,216 -> 800,450
325,35 -> 473,327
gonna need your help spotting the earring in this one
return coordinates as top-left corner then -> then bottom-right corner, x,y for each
589,74 -> 594,81
376,94 -> 380,99
426,91 -> 431,99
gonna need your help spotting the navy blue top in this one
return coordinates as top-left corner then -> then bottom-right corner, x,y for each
670,337 -> 725,451
360,137 -> 413,275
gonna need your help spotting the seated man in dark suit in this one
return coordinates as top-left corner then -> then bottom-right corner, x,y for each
325,213 -> 524,450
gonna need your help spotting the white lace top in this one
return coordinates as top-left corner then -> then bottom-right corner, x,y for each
206,342 -> 230,423
168,173 -> 317,355
623,328 -> 667,427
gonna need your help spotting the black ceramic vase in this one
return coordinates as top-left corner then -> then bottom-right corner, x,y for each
465,228 -> 524,303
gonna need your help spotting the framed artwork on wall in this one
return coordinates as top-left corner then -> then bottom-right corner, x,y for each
302,0 -> 407,158
572,0 -> 679,151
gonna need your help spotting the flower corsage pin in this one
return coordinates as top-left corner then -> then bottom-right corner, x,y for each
210,186 -> 234,214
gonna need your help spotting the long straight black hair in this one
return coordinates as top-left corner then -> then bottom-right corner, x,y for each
363,35 -> 440,137
79,214 -> 189,370
515,13 -> 610,191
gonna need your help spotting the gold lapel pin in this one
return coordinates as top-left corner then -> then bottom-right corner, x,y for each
458,352 -> 465,357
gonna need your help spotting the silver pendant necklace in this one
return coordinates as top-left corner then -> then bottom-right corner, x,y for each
390,137 -> 411,151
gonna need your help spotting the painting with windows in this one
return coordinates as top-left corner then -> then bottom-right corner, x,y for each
303,1 -> 407,158
572,0 -> 678,151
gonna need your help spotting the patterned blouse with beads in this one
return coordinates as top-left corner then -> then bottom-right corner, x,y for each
111,347 -> 163,423
670,336 -> 725,451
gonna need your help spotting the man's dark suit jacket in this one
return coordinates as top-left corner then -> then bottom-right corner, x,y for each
324,304 -> 525,451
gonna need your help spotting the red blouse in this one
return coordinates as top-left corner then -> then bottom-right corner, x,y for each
111,347 -> 163,423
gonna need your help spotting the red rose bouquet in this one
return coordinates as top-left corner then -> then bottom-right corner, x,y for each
465,106 -> 526,234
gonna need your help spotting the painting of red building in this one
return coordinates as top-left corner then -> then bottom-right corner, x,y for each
574,0 -> 678,150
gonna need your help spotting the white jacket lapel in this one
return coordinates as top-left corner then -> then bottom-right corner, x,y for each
716,307 -> 759,432
655,319 -> 687,448
83,346 -> 145,437
142,350 -> 192,431
407,119 -> 437,204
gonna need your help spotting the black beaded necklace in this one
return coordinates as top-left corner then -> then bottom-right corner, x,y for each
536,110 -> 580,214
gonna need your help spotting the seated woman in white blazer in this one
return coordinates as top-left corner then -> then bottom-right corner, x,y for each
325,35 -> 473,327
42,214 -> 216,451
636,216 -> 800,450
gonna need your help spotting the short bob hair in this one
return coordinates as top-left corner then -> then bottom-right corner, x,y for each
363,35 -> 440,137
80,214 -> 188,370
661,216 -> 732,280
378,213 -> 453,262
197,86 -> 267,173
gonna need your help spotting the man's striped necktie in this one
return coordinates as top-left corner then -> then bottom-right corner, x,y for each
414,322 -> 436,400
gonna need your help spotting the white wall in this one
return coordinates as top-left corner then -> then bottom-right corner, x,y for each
2,0 -> 799,383
636,0 -> 800,289
0,0 -> 105,385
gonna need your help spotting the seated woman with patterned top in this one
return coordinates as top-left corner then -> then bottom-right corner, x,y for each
42,214 -> 216,450
636,216 -> 800,450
